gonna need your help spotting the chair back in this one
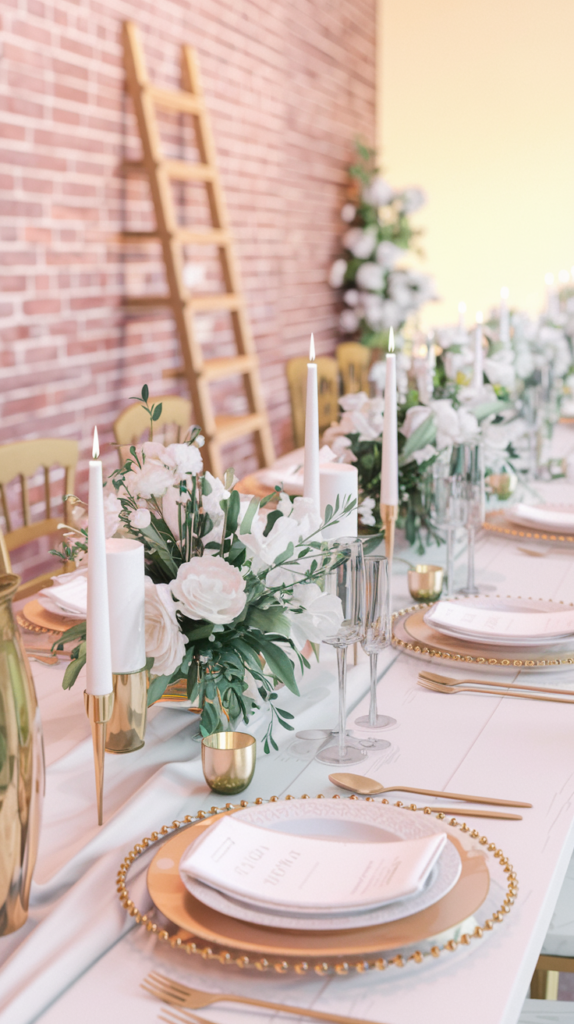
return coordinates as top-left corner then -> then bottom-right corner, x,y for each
113,395 -> 193,463
286,356 -> 339,448
337,342 -> 371,395
0,438 -> 79,598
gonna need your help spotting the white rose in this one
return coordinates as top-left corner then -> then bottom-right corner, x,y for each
339,309 -> 359,334
343,288 -> 359,307
355,261 -> 384,292
484,358 -> 516,391
123,462 -> 175,500
341,202 -> 356,223
400,405 -> 433,439
343,226 -> 378,260
171,555 -> 246,624
129,508 -> 151,530
286,583 -> 344,648
243,514 -> 304,572
329,258 -> 347,289
375,240 -> 403,267
201,471 -> 229,522
103,491 -> 122,538
163,443 -> 203,477
145,577 -> 186,677
362,176 -> 394,207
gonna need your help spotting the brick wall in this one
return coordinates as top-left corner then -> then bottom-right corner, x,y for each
0,0 -> 376,579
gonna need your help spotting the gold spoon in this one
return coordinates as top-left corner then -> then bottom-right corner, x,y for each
329,772 -> 532,808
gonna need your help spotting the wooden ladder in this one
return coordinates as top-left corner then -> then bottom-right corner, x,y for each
120,21 -> 275,479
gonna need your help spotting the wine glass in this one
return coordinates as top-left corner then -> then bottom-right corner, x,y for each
316,537 -> 366,767
354,554 -> 394,749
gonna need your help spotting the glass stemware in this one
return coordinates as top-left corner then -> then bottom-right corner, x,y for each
431,459 -> 464,597
453,443 -> 484,596
316,537 -> 366,767
354,554 -> 394,749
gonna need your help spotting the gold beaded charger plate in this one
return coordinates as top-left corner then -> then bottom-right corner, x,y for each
146,809 -> 489,959
118,797 -> 516,975
17,599 -> 82,636
177,799 -> 463,931
483,508 -> 574,545
393,599 -> 574,672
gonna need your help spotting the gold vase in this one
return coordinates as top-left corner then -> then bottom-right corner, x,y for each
0,574 -> 45,935
105,668 -> 148,754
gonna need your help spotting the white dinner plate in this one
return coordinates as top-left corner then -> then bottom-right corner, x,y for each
180,799 -> 462,931
424,596 -> 574,648
504,503 -> 574,535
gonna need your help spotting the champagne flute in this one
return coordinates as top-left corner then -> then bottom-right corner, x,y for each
455,443 -> 484,596
316,537 -> 366,766
354,554 -> 394,749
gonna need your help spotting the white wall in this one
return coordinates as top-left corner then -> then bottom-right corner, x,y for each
379,0 -> 574,327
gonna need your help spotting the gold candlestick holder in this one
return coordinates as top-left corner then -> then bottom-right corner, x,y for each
84,690 -> 114,826
380,502 -> 399,568
105,668 -> 149,754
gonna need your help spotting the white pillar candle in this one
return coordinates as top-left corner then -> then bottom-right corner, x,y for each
86,427 -> 113,696
499,287 -> 510,346
320,463 -> 358,540
106,538 -> 146,673
472,311 -> 484,391
380,328 -> 399,506
303,333 -> 320,514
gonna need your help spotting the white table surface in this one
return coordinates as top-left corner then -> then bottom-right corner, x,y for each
2,449 -> 574,1024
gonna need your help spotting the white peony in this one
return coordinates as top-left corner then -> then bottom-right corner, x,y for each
375,241 -> 403,267
339,309 -> 359,334
400,187 -> 426,213
103,491 -> 122,538
341,202 -> 356,223
242,500 -> 320,573
484,357 -> 516,391
171,555 -> 246,624
363,176 -> 394,207
144,577 -> 186,677
286,583 -> 344,648
431,400 -> 479,450
129,508 -> 151,530
343,288 -> 359,307
329,258 -> 347,289
343,226 -> 378,260
400,405 -> 432,439
124,461 -> 175,500
355,261 -> 384,292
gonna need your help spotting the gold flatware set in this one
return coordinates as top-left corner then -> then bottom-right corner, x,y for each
418,668 -> 574,704
329,771 -> 529,819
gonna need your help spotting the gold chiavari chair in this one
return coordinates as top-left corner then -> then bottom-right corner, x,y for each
0,438 -> 79,599
286,356 -> 339,448
113,395 -> 192,465
336,341 -> 371,395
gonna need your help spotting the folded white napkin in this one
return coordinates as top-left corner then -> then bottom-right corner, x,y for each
37,572 -> 87,618
507,503 -> 574,532
427,600 -> 574,640
257,445 -> 337,495
180,816 -> 446,912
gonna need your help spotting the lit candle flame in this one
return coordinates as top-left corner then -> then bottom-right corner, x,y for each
388,327 -> 395,353
500,286 -> 509,301
309,333 -> 315,362
476,310 -> 483,324
92,426 -> 100,460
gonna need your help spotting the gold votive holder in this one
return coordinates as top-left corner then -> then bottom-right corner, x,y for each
201,732 -> 256,794
486,472 -> 517,499
407,564 -> 444,602
105,667 -> 149,754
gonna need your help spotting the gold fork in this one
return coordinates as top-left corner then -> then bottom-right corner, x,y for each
418,676 -> 574,705
142,971 -> 385,1024
419,669 -> 574,700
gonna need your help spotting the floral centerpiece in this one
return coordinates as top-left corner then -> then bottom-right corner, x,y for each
329,143 -> 436,348
54,389 -> 354,752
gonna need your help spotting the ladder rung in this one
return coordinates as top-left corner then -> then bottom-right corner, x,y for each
178,228 -> 229,246
203,356 -> 256,381
162,367 -> 185,379
147,85 -> 203,115
120,159 -> 215,183
214,413 -> 266,443
164,160 -> 215,182
118,231 -> 160,243
188,294 -> 243,313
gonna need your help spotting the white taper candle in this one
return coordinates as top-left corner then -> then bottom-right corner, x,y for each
473,311 -> 484,391
499,287 -> 510,346
303,333 -> 320,513
380,328 -> 399,506
86,427 -> 113,696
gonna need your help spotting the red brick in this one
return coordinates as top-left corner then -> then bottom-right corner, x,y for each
22,298 -> 61,315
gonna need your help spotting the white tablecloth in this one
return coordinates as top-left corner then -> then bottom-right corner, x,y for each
1,448 -> 574,1024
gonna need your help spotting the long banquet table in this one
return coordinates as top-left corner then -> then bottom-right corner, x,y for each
1,454 -> 574,1023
